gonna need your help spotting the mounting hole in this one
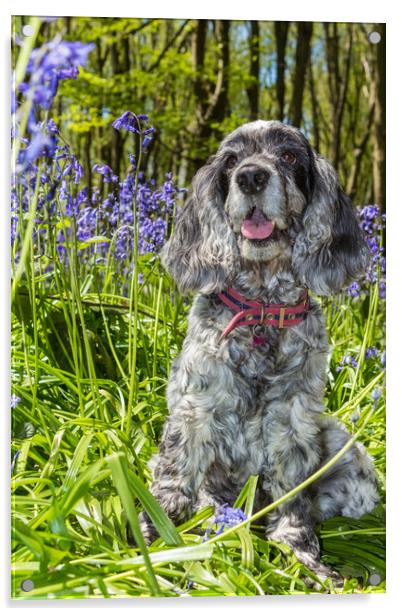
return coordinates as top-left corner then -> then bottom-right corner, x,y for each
368,31 -> 381,44
22,24 -> 34,37
21,579 -> 34,592
368,573 -> 382,586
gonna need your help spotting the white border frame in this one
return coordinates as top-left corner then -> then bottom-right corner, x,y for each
1,2 -> 399,614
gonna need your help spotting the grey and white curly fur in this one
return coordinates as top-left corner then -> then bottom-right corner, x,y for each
139,120 -> 379,583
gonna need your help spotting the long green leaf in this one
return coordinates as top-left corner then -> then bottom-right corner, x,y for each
107,452 -> 161,596
127,469 -> 182,546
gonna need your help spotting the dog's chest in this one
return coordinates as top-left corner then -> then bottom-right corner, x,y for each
204,328 -> 282,476
226,325 -> 280,383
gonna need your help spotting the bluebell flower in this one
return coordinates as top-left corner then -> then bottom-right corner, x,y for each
214,503 -> 247,535
76,187 -> 89,205
366,236 -> 379,256
40,171 -> 51,185
45,180 -> 59,202
142,135 -> 153,149
358,205 -> 381,235
91,187 -> 100,205
350,410 -> 360,424
336,354 -> 358,372
71,157 -> 84,184
112,111 -> 141,134
21,37 -> 94,111
11,394 -> 21,408
92,163 -> 118,183
365,347 -> 379,360
76,207 -> 98,241
11,87 -> 18,114
347,282 -> 360,297
27,38 -> 94,76
19,132 -> 57,166
371,387 -> 382,404
11,450 -> 21,474
11,216 -> 18,245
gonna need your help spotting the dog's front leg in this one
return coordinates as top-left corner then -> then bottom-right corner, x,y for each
262,393 -> 342,584
139,406 -> 215,543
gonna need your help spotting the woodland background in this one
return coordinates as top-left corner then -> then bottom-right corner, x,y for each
13,16 -> 386,206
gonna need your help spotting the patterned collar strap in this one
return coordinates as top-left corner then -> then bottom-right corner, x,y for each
217,287 -> 310,340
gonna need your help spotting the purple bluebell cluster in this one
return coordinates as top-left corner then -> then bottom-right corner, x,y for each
202,503 -> 248,541
339,208 -> 385,378
214,503 -> 248,535
365,347 -> 379,360
18,36 -> 94,112
371,387 -> 382,407
112,111 -> 147,133
93,164 -> 118,183
112,111 -> 156,150
336,354 -> 358,372
12,36 -> 184,290
11,394 -> 21,409
347,205 -> 386,300
14,37 -> 94,173
336,346 -> 384,373
12,120 -> 183,277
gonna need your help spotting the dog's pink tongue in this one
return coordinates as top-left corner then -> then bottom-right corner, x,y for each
241,209 -> 274,240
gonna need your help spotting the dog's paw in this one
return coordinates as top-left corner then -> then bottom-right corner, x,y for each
266,522 -> 343,590
126,511 -> 158,546
308,561 -> 344,590
152,489 -> 194,521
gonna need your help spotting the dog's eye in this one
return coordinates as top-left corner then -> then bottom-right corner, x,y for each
225,155 -> 238,169
281,152 -> 297,165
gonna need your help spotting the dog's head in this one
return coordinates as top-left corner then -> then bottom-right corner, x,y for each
161,120 -> 369,295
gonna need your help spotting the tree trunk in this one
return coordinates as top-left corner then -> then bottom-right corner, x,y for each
324,23 -> 353,169
307,58 -> 320,152
372,23 -> 386,208
246,20 -> 260,121
346,102 -> 375,200
274,21 -> 289,121
192,19 -> 208,130
207,20 -> 230,125
189,19 -> 231,170
288,22 -> 313,127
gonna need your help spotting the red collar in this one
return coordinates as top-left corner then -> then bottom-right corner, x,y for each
216,287 -> 310,341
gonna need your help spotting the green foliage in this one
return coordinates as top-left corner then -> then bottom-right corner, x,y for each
11,243 -> 385,597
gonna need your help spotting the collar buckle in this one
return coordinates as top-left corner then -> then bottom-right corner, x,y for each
278,307 -> 286,329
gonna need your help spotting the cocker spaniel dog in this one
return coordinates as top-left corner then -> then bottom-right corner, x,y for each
140,120 -> 379,584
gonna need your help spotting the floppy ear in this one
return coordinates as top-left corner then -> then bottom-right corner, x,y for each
160,162 -> 239,294
292,154 -> 370,295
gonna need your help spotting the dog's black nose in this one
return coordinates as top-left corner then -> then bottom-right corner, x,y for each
236,166 -> 270,194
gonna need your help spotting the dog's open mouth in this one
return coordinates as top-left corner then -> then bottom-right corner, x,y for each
240,208 -> 276,243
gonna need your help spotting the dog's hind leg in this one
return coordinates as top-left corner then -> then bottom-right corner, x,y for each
261,393 -> 344,584
313,417 -> 379,522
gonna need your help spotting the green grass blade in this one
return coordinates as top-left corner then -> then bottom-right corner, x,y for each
127,469 -> 182,546
106,452 -> 161,596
